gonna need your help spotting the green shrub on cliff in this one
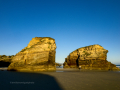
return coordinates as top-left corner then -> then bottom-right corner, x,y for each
47,42 -> 51,44
48,46 -> 50,48
83,51 -> 91,56
40,40 -> 45,42
21,49 -> 26,52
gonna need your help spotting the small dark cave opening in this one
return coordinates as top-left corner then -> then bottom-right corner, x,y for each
0,61 -> 11,67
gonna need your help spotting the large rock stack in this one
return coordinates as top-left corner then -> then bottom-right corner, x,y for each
63,44 -> 119,70
8,37 -> 56,71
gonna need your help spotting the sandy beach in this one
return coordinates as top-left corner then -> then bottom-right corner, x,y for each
0,68 -> 120,90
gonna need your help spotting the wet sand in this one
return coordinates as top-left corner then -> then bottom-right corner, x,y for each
0,69 -> 120,90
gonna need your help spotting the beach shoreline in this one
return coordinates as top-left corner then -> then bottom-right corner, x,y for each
0,67 -> 120,90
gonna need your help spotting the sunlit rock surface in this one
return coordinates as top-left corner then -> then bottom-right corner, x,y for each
63,44 -> 120,70
8,37 -> 56,71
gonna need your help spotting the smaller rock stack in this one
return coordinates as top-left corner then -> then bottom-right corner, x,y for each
63,44 -> 120,70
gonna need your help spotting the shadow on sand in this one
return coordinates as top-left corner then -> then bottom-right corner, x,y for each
0,71 -> 63,90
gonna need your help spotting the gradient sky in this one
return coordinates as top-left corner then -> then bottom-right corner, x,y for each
0,0 -> 120,64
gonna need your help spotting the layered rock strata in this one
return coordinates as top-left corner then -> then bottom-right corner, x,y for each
8,37 -> 56,71
63,44 -> 119,70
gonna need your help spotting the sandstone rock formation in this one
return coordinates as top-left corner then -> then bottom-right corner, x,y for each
63,44 -> 120,70
0,55 -> 14,67
8,37 -> 56,71
56,63 -> 62,67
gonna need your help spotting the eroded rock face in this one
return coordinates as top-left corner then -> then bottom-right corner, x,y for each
8,37 -> 56,71
63,44 -> 119,70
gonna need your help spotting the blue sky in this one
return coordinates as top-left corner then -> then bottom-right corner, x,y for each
0,0 -> 120,64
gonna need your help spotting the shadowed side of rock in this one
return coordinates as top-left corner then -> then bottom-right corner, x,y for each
0,55 -> 14,67
8,37 -> 56,72
63,44 -> 120,71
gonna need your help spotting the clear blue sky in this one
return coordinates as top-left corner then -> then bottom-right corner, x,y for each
0,0 -> 120,64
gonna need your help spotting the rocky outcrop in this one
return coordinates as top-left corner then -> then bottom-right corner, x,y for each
8,37 -> 56,71
0,55 -> 14,67
63,44 -> 120,70
56,63 -> 62,67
